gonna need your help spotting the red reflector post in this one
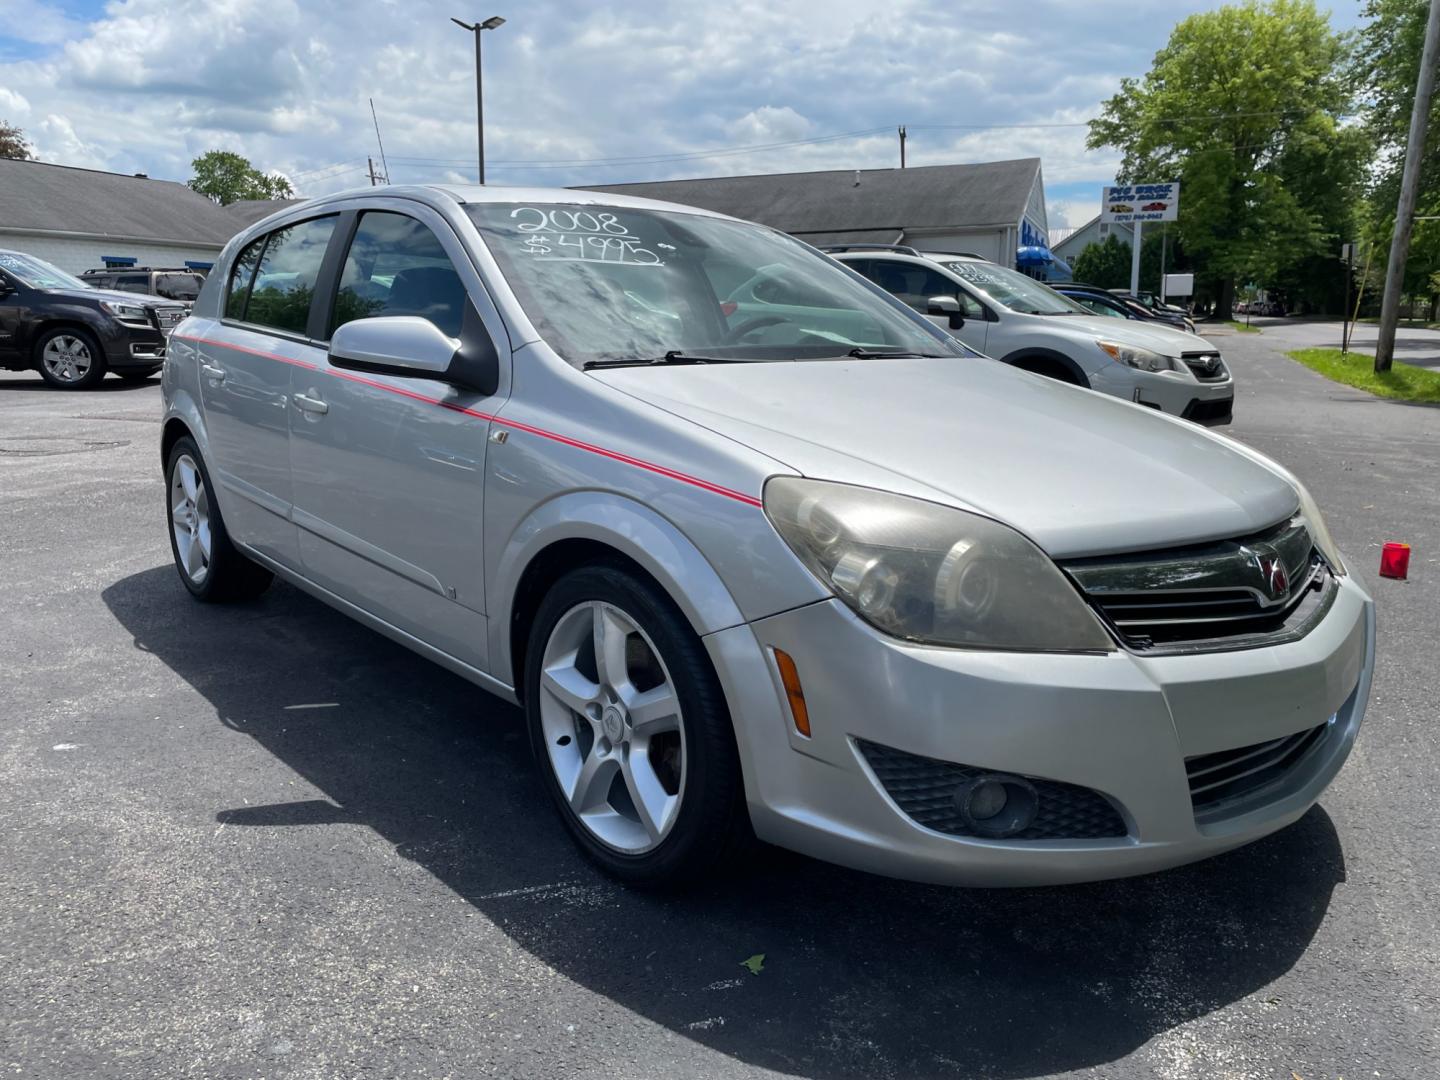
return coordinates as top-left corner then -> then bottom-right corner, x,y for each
1380,542 -> 1411,580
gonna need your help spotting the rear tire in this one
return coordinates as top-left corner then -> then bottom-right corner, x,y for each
165,436 -> 273,603
35,327 -> 107,389
524,563 -> 751,887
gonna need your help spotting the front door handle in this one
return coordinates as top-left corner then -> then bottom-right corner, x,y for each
200,363 -> 226,382
293,391 -> 329,415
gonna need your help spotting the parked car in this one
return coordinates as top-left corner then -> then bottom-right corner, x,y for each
80,266 -> 206,307
0,249 -> 187,388
161,186 -> 1372,888
1055,282 -> 1197,333
832,248 -> 1234,424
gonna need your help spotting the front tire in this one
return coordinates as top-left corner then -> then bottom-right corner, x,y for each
525,564 -> 750,887
35,328 -> 107,389
165,436 -> 273,602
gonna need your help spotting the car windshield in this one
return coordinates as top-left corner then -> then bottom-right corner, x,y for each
941,261 -> 1087,316
0,252 -> 90,291
467,202 -> 967,367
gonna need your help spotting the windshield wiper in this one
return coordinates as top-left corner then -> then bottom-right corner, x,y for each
842,347 -> 950,359
583,350 -> 753,371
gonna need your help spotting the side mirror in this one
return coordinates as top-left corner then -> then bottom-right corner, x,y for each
927,295 -> 965,330
329,310 -> 498,396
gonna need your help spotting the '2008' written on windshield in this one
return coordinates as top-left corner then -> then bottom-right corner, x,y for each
510,207 -> 667,267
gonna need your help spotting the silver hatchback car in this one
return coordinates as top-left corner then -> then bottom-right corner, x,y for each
160,186 -> 1374,888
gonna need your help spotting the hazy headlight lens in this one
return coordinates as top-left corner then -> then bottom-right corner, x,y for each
764,477 -> 1114,651
1096,339 -> 1175,373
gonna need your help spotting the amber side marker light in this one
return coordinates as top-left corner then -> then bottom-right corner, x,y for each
773,648 -> 811,737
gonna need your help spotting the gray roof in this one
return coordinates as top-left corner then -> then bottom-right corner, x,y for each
580,158 -> 1041,236
223,198 -> 302,229
0,159 -> 241,247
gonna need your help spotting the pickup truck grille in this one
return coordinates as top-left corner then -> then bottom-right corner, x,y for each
1062,516 -> 1337,654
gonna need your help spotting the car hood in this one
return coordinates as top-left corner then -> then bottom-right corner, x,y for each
48,287 -> 178,306
1035,313 -> 1216,356
595,356 -> 1296,558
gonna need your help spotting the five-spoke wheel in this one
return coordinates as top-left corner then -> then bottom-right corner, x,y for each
525,564 -> 749,886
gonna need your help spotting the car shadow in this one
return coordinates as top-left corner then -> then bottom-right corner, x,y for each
102,565 -> 1346,1080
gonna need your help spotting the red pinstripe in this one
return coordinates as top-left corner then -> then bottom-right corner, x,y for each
173,334 -> 765,509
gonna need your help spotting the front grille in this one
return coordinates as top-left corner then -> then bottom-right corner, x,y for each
857,739 -> 1128,841
151,306 -> 186,331
1063,516 -> 1336,653
1186,722 -> 1332,818
1181,351 -> 1228,381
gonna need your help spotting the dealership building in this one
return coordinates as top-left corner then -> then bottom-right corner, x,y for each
0,158 -> 245,275
584,157 -> 1065,274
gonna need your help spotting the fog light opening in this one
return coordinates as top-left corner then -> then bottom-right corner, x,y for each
953,774 -> 1039,838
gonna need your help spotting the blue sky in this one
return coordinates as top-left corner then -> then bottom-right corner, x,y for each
0,0 -> 1364,230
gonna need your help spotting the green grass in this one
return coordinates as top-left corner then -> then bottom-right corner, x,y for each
1227,320 -> 1262,333
1286,348 -> 1440,404
1356,316 -> 1440,330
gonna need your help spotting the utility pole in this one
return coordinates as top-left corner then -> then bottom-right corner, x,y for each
1130,220 -> 1143,296
898,125 -> 907,169
1376,0 -> 1440,373
369,99 -> 390,185
451,16 -> 506,184
367,157 -> 381,186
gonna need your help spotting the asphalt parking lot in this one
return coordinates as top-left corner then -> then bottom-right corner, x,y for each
2,328 -> 1437,1080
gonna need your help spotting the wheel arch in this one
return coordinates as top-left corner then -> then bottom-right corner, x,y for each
492,492 -> 748,699
1000,347 -> 1091,387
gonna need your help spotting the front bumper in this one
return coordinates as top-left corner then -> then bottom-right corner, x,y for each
706,564 -> 1373,887
1090,362 -> 1234,423
100,324 -> 168,370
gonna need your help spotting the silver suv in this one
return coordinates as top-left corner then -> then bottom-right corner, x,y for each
161,186 -> 1372,888
833,247 -> 1234,424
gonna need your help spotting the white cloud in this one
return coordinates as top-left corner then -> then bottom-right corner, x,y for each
0,0 -> 1249,202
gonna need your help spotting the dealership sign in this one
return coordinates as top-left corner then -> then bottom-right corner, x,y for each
1100,182 -> 1180,224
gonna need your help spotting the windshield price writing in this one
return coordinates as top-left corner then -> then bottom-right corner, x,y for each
510,207 -> 665,266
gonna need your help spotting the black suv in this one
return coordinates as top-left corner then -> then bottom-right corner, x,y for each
0,250 -> 187,389
79,266 -> 205,306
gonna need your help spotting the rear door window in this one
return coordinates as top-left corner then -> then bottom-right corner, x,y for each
331,212 -> 467,338
115,273 -> 150,293
242,216 -> 339,334
155,273 -> 202,301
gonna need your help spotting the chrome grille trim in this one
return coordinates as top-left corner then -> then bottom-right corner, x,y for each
1062,516 -> 1338,654
1179,350 -> 1227,382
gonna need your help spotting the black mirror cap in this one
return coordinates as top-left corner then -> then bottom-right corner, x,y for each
446,300 -> 500,396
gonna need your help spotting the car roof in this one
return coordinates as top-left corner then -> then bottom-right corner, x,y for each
279,183 -> 747,223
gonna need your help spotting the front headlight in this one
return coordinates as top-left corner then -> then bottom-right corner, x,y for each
764,477 -> 1114,652
1293,479 -> 1346,576
100,300 -> 150,324
1096,339 -> 1176,373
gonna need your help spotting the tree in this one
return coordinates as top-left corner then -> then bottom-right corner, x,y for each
1354,0 -> 1440,323
0,120 -> 32,160
1087,0 -> 1359,316
187,150 -> 294,206
1071,234 -> 1133,288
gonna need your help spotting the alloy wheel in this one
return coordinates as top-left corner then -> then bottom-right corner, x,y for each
169,454 -> 212,586
538,600 -> 687,854
41,335 -> 94,384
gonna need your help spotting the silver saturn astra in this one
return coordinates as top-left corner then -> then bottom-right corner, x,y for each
160,185 -> 1375,887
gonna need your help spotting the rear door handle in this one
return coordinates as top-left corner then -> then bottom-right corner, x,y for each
200,363 -> 226,382
293,392 -> 329,415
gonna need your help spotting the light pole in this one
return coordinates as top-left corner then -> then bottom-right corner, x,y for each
450,15 -> 505,184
